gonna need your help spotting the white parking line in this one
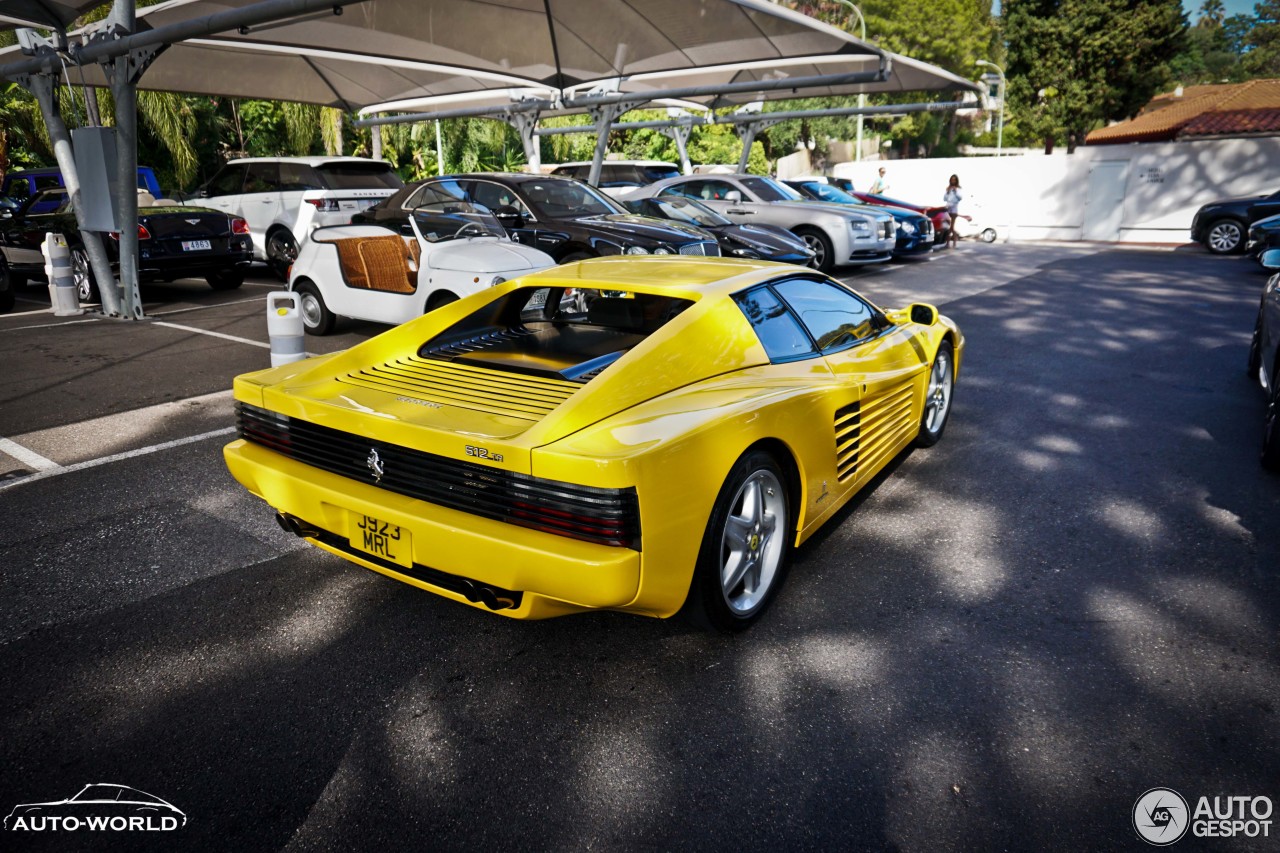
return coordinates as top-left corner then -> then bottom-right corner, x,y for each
152,320 -> 270,349
0,426 -> 237,492
0,318 -> 103,333
150,296 -> 267,317
0,437 -> 59,472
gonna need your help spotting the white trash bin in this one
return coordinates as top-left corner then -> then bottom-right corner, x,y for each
267,291 -> 306,367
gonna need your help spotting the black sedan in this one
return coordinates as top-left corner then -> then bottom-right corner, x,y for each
1248,213 -> 1280,265
1249,249 -> 1280,469
0,188 -> 253,303
622,196 -> 814,264
353,174 -> 719,261
784,179 -> 935,258
1191,188 -> 1280,254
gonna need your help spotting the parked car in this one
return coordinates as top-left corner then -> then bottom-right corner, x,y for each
289,193 -> 555,335
1247,213 -> 1280,265
354,174 -> 719,261
622,195 -> 815,264
1191,188 -> 1280,254
1,166 -> 165,214
226,256 -> 962,629
849,190 -> 951,245
1249,248 -> 1280,469
0,187 -> 253,302
625,174 -> 895,272
550,161 -> 682,197
196,156 -> 403,279
784,179 -> 934,259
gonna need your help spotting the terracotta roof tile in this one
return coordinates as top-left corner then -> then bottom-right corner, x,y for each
1085,79 -> 1280,145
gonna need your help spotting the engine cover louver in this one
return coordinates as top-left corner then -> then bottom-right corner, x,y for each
835,401 -> 860,482
337,355 -> 580,422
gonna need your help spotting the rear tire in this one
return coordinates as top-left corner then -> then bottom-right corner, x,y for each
206,269 -> 245,290
980,227 -> 997,243
683,450 -> 792,632
794,227 -> 834,273
71,246 -> 98,304
560,251 -> 595,263
914,340 -> 955,447
294,280 -> 334,336
266,229 -> 298,282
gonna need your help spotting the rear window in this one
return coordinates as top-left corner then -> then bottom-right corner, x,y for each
641,165 -> 680,182
419,287 -> 693,382
314,163 -> 404,190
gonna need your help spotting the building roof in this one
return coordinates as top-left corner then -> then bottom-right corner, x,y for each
1086,79 -> 1280,145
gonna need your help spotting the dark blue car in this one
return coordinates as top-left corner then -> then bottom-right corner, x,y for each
784,179 -> 934,259
1,166 -> 164,214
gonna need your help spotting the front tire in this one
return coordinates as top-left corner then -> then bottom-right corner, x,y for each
294,280 -> 334,335
794,227 -> 834,273
914,340 -> 955,447
980,227 -> 997,243
560,251 -> 595,264
684,450 -> 792,632
206,268 -> 245,290
425,290 -> 458,312
71,246 -> 98,303
266,230 -> 298,282
1205,218 -> 1245,254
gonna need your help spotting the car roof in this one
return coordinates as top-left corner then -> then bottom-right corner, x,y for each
521,256 -> 803,300
225,156 -> 392,167
552,160 -> 678,168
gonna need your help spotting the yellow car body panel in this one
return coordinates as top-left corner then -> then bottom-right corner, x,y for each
224,256 -> 963,620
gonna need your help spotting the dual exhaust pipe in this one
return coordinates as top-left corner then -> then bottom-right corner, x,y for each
273,512 -> 518,611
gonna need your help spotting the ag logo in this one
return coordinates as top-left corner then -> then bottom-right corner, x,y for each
1134,788 -> 1190,845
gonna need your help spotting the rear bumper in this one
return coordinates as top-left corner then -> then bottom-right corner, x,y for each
224,439 -> 642,619
140,256 -> 253,279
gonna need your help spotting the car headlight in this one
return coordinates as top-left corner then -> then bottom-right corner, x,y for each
653,246 -> 673,255
730,247 -> 760,258
899,221 -> 916,235
489,275 -> 506,287
850,220 -> 870,234
625,245 -> 650,255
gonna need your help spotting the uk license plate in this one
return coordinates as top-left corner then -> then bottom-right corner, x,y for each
339,200 -> 358,211
181,239 -> 211,252
350,513 -> 411,567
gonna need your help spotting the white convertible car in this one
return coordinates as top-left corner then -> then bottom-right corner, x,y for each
287,198 -> 555,335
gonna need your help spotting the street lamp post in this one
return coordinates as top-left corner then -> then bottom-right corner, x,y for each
975,59 -> 1005,156
833,0 -> 867,162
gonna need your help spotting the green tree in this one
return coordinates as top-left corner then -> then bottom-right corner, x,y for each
1244,0 -> 1280,77
1004,0 -> 1186,153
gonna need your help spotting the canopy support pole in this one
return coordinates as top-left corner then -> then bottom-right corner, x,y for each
664,124 -> 692,174
15,64 -> 122,316
735,123 -> 760,173
506,109 -> 542,174
586,104 -> 622,187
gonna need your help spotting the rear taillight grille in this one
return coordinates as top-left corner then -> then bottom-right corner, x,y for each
236,402 -> 640,549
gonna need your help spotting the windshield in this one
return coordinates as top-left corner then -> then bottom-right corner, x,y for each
519,179 -> 621,219
314,163 -> 404,190
741,176 -> 803,202
643,197 -> 730,228
411,202 -> 505,241
799,182 -> 857,205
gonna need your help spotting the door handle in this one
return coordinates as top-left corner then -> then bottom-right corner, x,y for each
260,199 -> 274,203
727,209 -> 752,215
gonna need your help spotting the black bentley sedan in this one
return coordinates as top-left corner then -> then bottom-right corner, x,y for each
353,174 -> 719,261
784,179 -> 934,259
1250,249 -> 1280,469
622,195 -> 814,264
0,188 -> 253,303
1191,187 -> 1280,254
1248,213 -> 1280,265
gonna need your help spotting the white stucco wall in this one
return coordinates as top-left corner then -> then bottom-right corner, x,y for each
831,137 -> 1280,244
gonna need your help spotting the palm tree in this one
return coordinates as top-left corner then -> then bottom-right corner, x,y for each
1198,0 -> 1226,27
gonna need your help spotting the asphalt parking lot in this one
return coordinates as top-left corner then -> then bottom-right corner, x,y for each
0,244 -> 1277,851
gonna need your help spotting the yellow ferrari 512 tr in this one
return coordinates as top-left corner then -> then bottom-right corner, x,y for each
225,256 -> 963,630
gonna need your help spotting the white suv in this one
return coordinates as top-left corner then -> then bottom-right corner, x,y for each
197,157 -> 403,279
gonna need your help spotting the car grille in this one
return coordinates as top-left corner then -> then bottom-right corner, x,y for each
835,401 -> 860,482
881,220 -> 894,240
236,402 -> 641,548
338,354 -> 580,422
679,241 -> 720,256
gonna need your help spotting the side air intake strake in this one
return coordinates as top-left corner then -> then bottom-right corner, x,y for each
835,401 -> 860,482
236,403 -> 640,549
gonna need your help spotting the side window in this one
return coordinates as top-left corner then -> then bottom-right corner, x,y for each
6,179 -> 32,200
34,175 -> 63,192
733,286 -> 816,362
693,180 -> 737,201
469,180 -> 530,217
279,162 -> 322,191
205,166 -> 246,197
242,161 -> 280,194
773,278 -> 879,353
660,180 -> 706,200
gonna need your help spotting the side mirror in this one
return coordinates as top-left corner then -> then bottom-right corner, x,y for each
1261,248 -> 1280,271
908,302 -> 939,325
399,222 -> 415,236
196,188 -> 209,198
493,205 -> 525,229
725,190 -> 743,203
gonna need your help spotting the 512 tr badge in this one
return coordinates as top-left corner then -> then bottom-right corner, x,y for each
465,445 -> 504,463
